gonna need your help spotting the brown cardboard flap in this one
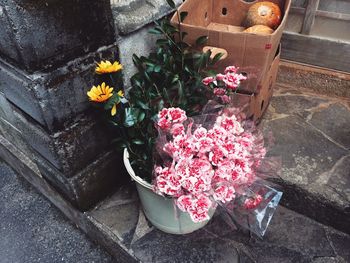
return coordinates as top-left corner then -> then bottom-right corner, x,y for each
232,44 -> 281,123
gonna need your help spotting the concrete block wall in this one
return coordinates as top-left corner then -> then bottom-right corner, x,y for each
0,0 -> 115,72
0,0 -> 177,210
113,0 -> 182,89
0,45 -> 118,130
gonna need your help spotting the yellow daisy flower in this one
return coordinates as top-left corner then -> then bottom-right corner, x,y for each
95,60 -> 123,74
87,82 -> 113,102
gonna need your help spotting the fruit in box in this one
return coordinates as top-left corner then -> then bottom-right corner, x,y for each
243,25 -> 274,35
245,1 -> 282,30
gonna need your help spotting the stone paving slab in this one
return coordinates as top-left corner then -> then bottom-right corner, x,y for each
262,86 -> 350,234
87,184 -> 350,263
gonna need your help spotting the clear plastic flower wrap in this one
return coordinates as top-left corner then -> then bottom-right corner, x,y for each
151,101 -> 282,237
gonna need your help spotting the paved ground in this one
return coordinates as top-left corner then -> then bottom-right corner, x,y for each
0,162 -> 115,263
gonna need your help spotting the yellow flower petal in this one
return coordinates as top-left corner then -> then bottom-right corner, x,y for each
117,90 -> 124,97
95,60 -> 123,74
87,83 -> 114,103
111,104 -> 117,116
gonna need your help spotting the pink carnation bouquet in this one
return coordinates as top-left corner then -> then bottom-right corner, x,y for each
202,66 -> 247,105
152,104 -> 282,236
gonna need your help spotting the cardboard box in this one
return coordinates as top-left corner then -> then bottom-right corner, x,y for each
170,0 -> 290,93
231,45 -> 281,123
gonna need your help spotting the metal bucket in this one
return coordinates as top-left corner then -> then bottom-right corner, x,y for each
123,149 -> 214,234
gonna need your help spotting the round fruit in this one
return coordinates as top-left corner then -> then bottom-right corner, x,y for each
245,1 -> 281,30
243,25 -> 274,35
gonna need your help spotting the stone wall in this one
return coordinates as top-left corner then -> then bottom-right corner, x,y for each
0,0 -> 177,210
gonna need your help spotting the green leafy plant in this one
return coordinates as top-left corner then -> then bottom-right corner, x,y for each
88,0 -> 223,182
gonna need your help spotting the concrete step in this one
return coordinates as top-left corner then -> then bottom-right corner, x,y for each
277,60 -> 350,99
88,185 -> 350,263
262,85 -> 350,234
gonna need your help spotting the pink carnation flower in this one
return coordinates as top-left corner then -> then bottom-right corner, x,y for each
177,195 -> 193,212
216,73 -> 225,81
224,66 -> 238,74
244,194 -> 263,209
202,76 -> 215,86
171,123 -> 185,137
213,185 -> 236,203
157,107 -> 187,131
220,95 -> 231,104
213,88 -> 226,96
168,107 -> 187,123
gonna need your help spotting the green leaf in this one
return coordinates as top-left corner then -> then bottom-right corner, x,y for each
211,52 -> 225,65
132,139 -> 145,145
111,137 -> 124,143
136,100 -> 150,110
180,11 -> 188,22
179,41 -> 189,49
154,65 -> 161,73
166,0 -> 175,8
145,61 -> 155,67
158,99 -> 164,111
163,24 -> 177,35
142,153 -> 148,160
202,50 -> 211,67
123,108 -> 140,127
108,120 -> 119,127
132,54 -> 143,68
171,75 -> 179,84
138,111 -> 146,122
195,35 -> 208,46
114,141 -> 127,149
131,76 -> 143,89
148,27 -> 163,35
205,69 -> 217,76
103,94 -> 119,110
144,71 -> 152,83
194,53 -> 205,69
156,39 -> 169,46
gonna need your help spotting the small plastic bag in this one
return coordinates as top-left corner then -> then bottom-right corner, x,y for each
218,180 -> 283,238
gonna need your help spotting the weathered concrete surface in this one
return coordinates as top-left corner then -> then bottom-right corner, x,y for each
35,149 -> 126,211
118,25 -> 159,92
262,86 -> 350,234
0,45 -> 118,131
277,60 -> 350,99
87,185 -> 350,263
111,0 -> 181,35
0,162 -> 114,263
0,125 -> 127,211
0,0 -> 114,72
0,92 -> 112,177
